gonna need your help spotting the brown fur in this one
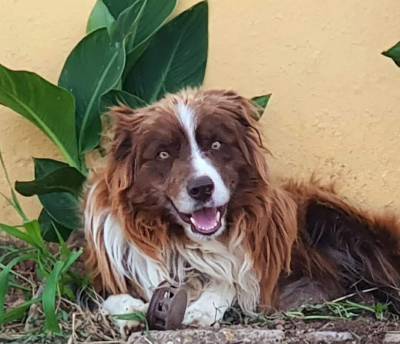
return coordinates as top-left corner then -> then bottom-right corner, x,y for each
84,89 -> 400,312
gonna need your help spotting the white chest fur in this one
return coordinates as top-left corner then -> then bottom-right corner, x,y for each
100,214 -> 260,313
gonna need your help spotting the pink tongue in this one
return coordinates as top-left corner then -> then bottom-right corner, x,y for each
191,208 -> 218,233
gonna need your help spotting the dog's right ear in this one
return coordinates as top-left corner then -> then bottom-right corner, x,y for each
107,105 -> 139,162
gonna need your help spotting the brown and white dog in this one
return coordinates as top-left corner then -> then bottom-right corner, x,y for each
84,89 -> 400,327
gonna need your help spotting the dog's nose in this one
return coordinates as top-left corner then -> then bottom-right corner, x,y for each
187,176 -> 214,202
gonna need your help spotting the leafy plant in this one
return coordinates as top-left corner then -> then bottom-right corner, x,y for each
0,152 -> 85,333
0,0 -> 271,241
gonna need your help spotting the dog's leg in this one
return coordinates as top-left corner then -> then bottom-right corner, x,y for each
183,282 -> 235,327
102,294 -> 148,336
288,182 -> 400,310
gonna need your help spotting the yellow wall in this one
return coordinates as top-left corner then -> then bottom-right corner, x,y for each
1,0 -> 400,224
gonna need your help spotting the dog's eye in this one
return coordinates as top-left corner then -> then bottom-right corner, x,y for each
211,141 -> 222,150
157,151 -> 170,160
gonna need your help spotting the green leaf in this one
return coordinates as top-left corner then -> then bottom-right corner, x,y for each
103,0 -> 135,18
39,210 -> 74,243
113,311 -> 146,321
60,249 -> 82,275
123,40 -> 150,80
0,223 -> 43,250
101,90 -> 147,113
42,249 -> 81,332
23,220 -> 46,250
0,254 -> 34,324
0,65 -> 79,168
110,0 -> 177,81
116,0 -> 177,80
86,0 -> 115,34
382,41 -> 400,67
0,223 -> 33,246
59,28 -> 126,154
34,158 -> 69,176
124,0 -> 177,54
42,261 -> 63,332
113,311 -> 149,332
109,0 -> 146,44
0,267 -> 12,324
124,1 -> 208,103
251,94 -> 271,120
33,159 -> 81,231
15,165 -> 85,197
40,193 -> 80,231
2,299 -> 39,324
0,151 -> 29,222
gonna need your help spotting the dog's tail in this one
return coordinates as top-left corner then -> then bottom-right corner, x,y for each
285,180 -> 400,311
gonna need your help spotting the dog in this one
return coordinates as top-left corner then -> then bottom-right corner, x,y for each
83,89 -> 400,327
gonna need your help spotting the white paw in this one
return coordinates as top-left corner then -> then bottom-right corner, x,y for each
102,294 -> 148,335
183,307 -> 221,327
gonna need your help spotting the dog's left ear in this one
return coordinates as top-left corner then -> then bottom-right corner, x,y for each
212,90 -> 270,184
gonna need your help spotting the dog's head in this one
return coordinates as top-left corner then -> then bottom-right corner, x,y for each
106,89 -> 269,241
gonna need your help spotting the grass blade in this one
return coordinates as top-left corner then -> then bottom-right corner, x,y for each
2,298 -> 39,324
23,220 -> 46,251
0,254 -> 34,324
0,151 -> 28,222
0,223 -> 40,249
61,249 -> 82,275
113,311 -> 149,331
42,261 -> 63,333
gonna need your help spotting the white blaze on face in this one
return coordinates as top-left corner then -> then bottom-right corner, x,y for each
173,102 -> 230,240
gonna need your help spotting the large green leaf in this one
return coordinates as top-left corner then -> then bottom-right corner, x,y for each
101,89 -> 147,113
39,210 -> 73,243
102,0 -> 177,82
121,0 -> 177,81
15,165 -> 85,197
109,0 -> 146,44
124,1 -> 208,103
123,0 -> 177,53
123,40 -> 150,81
105,0 -> 177,79
33,159 -> 81,231
0,65 -> 79,168
133,0 -> 177,44
86,0 -> 115,34
59,28 -> 126,154
251,94 -> 271,120
103,0 -> 135,18
382,41 -> 400,67
40,192 -> 80,231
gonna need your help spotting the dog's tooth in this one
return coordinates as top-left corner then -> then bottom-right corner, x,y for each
216,211 -> 221,222
190,217 -> 196,226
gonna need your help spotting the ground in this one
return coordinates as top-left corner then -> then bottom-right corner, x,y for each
126,319 -> 400,344
2,317 -> 400,343
1,239 -> 400,344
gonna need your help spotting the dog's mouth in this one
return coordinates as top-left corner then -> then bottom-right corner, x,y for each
171,202 -> 227,235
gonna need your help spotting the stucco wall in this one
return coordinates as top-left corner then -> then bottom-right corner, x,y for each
0,0 -> 399,224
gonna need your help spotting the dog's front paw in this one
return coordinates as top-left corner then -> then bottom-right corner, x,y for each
182,307 -> 220,327
102,294 -> 148,337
